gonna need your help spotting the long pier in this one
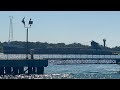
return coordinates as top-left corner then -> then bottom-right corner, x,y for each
0,54 -> 120,75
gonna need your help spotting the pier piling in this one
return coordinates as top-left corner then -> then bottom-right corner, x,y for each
13,67 -> 19,75
18,67 -> 24,74
0,67 -> 4,75
32,67 -> 36,74
5,67 -> 11,75
37,67 -> 44,74
0,59 -> 48,75
28,67 -> 33,74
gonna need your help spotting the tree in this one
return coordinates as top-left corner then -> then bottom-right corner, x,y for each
0,42 -> 3,53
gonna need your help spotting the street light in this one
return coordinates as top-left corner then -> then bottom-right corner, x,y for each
22,17 -> 33,59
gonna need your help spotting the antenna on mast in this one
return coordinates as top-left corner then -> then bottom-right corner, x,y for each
8,16 -> 13,42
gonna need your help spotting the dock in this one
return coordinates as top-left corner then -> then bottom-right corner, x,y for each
1,54 -> 120,75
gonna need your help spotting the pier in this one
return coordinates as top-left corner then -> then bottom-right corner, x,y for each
1,54 -> 120,75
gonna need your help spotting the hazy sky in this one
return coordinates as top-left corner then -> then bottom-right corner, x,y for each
0,11 -> 120,48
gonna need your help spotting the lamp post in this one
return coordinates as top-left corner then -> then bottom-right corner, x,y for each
22,17 -> 33,59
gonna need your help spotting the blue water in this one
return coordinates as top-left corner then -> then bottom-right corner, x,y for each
0,63 -> 120,79
44,63 -> 120,79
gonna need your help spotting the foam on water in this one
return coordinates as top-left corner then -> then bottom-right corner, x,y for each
0,73 -> 73,79
0,70 -> 120,79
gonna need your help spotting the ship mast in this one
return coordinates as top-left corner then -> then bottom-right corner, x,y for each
8,16 -> 13,42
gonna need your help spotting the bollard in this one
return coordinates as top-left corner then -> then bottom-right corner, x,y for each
30,49 -> 34,59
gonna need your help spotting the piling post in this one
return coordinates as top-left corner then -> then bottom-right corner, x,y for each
5,67 -> 11,75
18,67 -> 24,74
36,67 -> 44,74
13,67 -> 19,75
28,67 -> 33,74
32,67 -> 36,73
0,67 -> 4,75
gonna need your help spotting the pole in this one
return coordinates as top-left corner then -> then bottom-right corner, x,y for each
26,27 -> 28,59
22,18 -> 33,59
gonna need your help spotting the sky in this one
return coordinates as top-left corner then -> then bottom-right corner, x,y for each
0,11 -> 120,48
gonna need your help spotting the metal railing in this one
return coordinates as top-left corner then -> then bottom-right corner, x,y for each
0,49 -> 119,60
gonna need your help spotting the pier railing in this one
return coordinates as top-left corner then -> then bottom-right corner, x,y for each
0,53 -> 119,60
1,49 -> 120,64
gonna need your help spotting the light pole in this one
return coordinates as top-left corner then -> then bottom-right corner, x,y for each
22,17 -> 33,59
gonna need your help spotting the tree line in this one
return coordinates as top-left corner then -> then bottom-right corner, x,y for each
0,41 -> 120,54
